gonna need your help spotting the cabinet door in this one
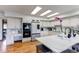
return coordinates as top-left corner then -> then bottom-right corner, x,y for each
7,18 -> 22,29
31,23 -> 40,33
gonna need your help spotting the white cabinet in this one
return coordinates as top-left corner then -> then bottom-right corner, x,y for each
22,37 -> 31,42
14,34 -> 22,41
31,22 -> 40,33
6,18 -> 22,45
6,29 -> 14,45
31,22 -> 40,40
7,18 -> 22,29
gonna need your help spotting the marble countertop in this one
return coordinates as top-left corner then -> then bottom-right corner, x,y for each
36,35 -> 79,52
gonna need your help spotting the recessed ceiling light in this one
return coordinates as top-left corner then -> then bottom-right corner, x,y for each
31,6 -> 42,15
40,10 -> 52,16
47,12 -> 59,17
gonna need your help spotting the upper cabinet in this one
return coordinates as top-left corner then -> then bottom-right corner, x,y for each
7,18 -> 22,29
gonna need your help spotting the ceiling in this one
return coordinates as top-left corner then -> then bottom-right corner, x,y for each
0,5 -> 79,19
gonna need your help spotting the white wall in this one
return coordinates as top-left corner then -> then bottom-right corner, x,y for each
51,21 -> 60,26
5,11 -> 24,18
62,15 -> 79,27
0,18 -> 2,40
50,15 -> 79,27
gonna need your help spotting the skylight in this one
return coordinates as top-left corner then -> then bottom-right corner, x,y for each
40,10 -> 52,16
31,6 -> 42,15
47,12 -> 59,17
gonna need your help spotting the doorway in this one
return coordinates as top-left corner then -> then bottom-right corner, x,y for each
2,19 -> 7,40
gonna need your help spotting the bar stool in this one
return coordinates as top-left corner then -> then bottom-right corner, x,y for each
72,43 -> 79,52
36,44 -> 52,53
61,49 -> 76,53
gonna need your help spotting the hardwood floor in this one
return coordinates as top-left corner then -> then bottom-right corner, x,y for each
7,40 -> 40,53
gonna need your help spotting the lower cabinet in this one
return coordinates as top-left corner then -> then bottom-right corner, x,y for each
22,37 -> 31,42
31,33 -> 40,41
